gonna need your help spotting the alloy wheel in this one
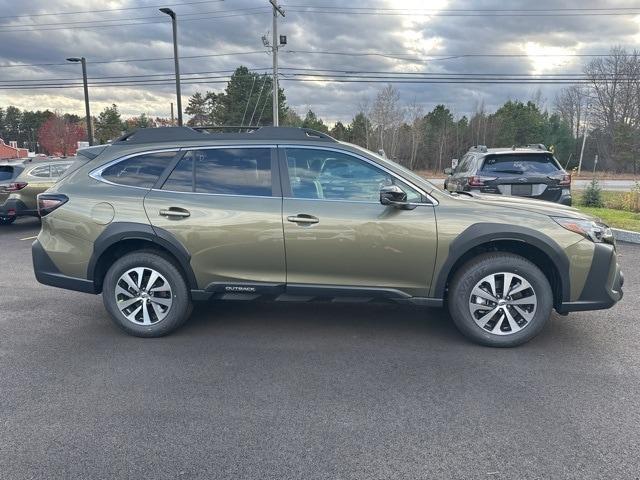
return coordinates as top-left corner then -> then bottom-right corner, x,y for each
114,267 -> 173,325
468,272 -> 537,335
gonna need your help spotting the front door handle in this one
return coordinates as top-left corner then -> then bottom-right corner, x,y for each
287,214 -> 319,225
159,208 -> 191,218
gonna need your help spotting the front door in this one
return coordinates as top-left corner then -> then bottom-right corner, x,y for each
281,147 -> 438,298
144,146 -> 286,291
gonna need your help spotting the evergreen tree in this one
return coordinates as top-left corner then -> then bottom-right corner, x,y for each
95,104 -> 123,144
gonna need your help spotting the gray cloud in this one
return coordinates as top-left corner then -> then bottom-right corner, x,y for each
0,0 -> 638,123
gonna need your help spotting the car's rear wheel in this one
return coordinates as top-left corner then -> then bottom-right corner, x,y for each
448,252 -> 553,347
102,251 -> 192,337
0,215 -> 16,225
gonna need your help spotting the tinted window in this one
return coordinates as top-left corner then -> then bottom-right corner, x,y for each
29,165 -> 51,178
0,166 -> 14,182
481,154 -> 560,175
51,163 -> 71,177
101,151 -> 175,188
162,155 -> 194,192
285,148 -> 422,202
169,148 -> 273,196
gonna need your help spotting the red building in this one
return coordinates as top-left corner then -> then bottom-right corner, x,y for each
0,139 -> 28,159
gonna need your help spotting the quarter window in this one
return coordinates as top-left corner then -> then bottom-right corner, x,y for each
101,151 -> 175,188
51,164 -> 71,177
29,165 -> 51,178
285,148 -> 422,202
162,148 -> 273,196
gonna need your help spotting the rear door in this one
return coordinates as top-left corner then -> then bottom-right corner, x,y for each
143,146 -> 286,291
281,146 -> 438,298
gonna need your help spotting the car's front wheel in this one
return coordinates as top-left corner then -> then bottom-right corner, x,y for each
448,252 -> 553,347
102,251 -> 193,337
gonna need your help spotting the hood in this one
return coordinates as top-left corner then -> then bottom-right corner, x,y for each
456,192 -> 596,221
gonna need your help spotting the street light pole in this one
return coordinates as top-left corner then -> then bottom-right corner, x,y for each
66,57 -> 93,145
160,8 -> 183,126
269,0 -> 285,126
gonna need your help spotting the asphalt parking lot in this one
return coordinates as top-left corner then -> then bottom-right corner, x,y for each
1,217 -> 639,479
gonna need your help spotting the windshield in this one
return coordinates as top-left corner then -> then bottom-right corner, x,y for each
481,154 -> 561,175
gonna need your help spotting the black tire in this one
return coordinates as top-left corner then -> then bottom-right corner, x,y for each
102,250 -> 193,337
0,215 -> 16,225
448,252 -> 553,347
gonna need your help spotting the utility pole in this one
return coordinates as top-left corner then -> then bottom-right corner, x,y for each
160,8 -> 183,126
577,103 -> 591,176
269,0 -> 285,126
66,57 -> 93,145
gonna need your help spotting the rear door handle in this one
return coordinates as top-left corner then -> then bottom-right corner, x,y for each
159,208 -> 191,218
287,214 -> 319,225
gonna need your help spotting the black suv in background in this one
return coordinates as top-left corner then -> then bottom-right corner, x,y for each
444,145 -> 572,205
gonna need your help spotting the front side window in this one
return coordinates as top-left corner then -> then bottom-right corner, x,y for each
285,148 -> 422,202
100,151 -> 175,188
162,148 -> 272,196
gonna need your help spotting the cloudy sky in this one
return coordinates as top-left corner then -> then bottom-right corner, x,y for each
0,0 -> 639,124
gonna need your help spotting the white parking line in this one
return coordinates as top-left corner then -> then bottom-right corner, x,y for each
20,235 -> 38,241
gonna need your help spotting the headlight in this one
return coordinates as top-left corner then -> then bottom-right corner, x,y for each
552,217 -> 614,244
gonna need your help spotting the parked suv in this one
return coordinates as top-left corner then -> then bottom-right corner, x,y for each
0,159 -> 75,224
444,145 -> 572,205
32,127 -> 622,347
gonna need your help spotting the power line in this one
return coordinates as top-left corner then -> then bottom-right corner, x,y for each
0,0 -> 224,21
0,51 -> 267,69
0,7 -> 269,29
0,10 -> 268,33
284,4 -> 640,12
285,6 -> 640,17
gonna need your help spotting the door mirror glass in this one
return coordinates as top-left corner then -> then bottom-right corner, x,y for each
443,167 -> 453,175
451,158 -> 459,169
380,184 -> 408,208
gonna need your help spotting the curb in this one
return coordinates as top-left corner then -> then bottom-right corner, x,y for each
612,228 -> 640,244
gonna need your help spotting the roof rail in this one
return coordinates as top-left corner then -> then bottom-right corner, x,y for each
468,145 -> 488,153
112,126 -> 337,144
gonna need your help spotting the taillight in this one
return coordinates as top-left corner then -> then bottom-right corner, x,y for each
7,181 -> 28,191
559,174 -> 571,186
468,176 -> 496,187
37,193 -> 68,217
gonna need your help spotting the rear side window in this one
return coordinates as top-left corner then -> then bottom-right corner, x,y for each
29,165 -> 51,178
51,163 -> 71,177
0,166 -> 14,182
481,154 -> 560,175
101,151 -> 176,188
162,148 -> 272,196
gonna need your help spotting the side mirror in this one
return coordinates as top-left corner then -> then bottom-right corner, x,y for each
451,158 -> 459,169
443,167 -> 453,175
380,185 -> 409,208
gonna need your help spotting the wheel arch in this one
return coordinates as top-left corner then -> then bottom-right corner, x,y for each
87,222 -> 198,294
433,223 -> 570,309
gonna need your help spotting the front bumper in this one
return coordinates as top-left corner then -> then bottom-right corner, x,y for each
558,242 -> 623,313
32,239 -> 97,294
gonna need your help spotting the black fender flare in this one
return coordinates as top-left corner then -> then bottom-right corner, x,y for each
87,222 -> 198,290
432,223 -> 571,303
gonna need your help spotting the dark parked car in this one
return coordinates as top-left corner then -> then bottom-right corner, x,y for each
0,160 -> 27,225
444,145 -> 572,205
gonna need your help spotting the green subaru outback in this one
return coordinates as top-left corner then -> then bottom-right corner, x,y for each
32,127 -> 623,347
